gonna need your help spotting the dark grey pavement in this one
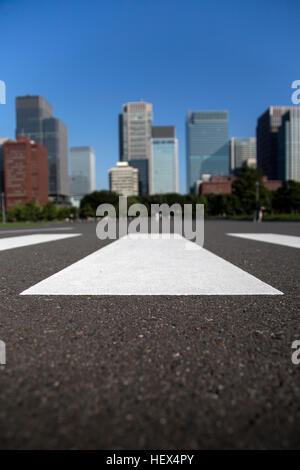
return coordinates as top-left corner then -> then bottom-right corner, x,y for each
0,220 -> 299,449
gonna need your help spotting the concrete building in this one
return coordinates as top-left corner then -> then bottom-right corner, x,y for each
70,147 -> 96,204
256,106 -> 293,180
109,162 -> 139,196
197,175 -> 282,195
119,101 -> 153,194
186,110 -> 229,193
151,126 -> 178,194
3,137 -> 48,210
16,95 -> 69,201
278,108 -> 300,182
230,137 -> 256,171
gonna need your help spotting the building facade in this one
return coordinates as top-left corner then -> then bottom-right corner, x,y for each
278,108 -> 300,182
70,147 -> 96,200
3,137 -> 48,210
119,101 -> 153,195
42,117 -> 69,199
151,126 -> 178,194
230,137 -> 256,171
16,95 -> 53,142
16,95 -> 69,200
256,106 -> 293,180
198,175 -> 282,195
0,138 -> 9,193
186,110 -> 229,193
109,162 -> 139,196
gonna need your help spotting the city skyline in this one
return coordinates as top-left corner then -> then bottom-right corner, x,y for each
0,0 -> 299,192
2,94 -> 299,197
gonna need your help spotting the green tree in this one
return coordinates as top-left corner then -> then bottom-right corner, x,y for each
41,202 -> 58,221
272,180 -> 300,213
232,166 -> 271,215
80,190 -> 119,217
24,200 -> 42,221
6,204 -> 28,222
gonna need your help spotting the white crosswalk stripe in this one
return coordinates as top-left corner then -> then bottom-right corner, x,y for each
0,233 -> 81,251
227,233 -> 300,249
0,227 -> 74,235
20,233 -> 282,296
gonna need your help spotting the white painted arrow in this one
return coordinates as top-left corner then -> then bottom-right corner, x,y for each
227,233 -> 300,249
20,233 -> 282,296
0,233 -> 81,251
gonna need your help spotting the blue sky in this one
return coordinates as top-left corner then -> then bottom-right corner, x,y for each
0,0 -> 299,192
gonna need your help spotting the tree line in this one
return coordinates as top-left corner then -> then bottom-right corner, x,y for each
2,167 -> 300,222
80,167 -> 300,219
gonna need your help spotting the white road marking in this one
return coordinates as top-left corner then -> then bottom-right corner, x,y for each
21,233 -> 282,296
0,233 -> 81,251
227,233 -> 300,249
0,227 -> 74,235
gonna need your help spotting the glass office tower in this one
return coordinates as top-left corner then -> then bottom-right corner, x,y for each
256,106 -> 293,180
186,111 -> 229,193
151,126 -> 178,194
42,117 -> 69,199
16,95 -> 53,143
278,108 -> 300,182
119,101 -> 153,195
70,146 -> 96,198
16,95 -> 69,200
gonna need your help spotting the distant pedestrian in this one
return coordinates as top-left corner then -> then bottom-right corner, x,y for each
258,206 -> 265,223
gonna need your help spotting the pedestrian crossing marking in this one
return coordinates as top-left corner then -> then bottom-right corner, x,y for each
20,233 -> 282,296
0,233 -> 81,251
227,233 -> 300,249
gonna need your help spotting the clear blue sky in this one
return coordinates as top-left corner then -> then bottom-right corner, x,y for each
0,0 -> 299,192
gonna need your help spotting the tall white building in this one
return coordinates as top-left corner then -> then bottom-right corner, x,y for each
119,101 -> 153,194
230,137 -> 256,171
109,162 -> 139,196
70,147 -> 96,202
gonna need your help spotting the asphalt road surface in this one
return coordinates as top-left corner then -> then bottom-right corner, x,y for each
0,220 -> 299,449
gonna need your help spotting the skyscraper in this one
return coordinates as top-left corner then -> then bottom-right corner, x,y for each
16,95 -> 69,201
119,101 -> 153,195
186,111 -> 229,193
16,95 -> 53,142
256,106 -> 292,180
109,162 -> 139,196
3,137 -> 48,210
70,146 -> 96,199
230,137 -> 256,171
151,126 -> 178,194
278,108 -> 300,182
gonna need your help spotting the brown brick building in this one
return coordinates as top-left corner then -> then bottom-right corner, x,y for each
199,176 -> 282,195
3,137 -> 48,210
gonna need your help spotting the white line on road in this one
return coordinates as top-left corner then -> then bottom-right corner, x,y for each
0,233 -> 81,251
21,233 -> 282,296
0,227 -> 74,235
227,233 -> 300,249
